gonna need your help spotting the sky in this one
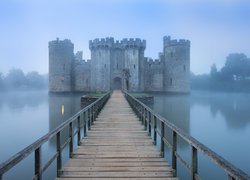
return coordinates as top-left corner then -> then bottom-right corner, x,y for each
1,0 -> 250,75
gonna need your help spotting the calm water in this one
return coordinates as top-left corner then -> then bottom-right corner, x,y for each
0,90 -> 249,179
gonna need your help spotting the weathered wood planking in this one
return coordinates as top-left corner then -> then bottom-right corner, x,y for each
57,90 -> 176,180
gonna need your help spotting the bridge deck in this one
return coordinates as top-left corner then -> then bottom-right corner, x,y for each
57,91 -> 176,180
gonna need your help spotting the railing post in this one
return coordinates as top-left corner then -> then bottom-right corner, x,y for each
56,132 -> 62,177
77,116 -> 81,146
148,111 -> 151,136
144,108 -> 147,130
172,131 -> 177,177
141,106 -> 144,124
88,108 -> 91,130
153,115 -> 157,145
91,106 -> 94,125
93,105 -> 96,122
160,121 -> 165,157
83,111 -> 87,137
34,146 -> 42,180
192,146 -> 198,180
69,122 -> 73,158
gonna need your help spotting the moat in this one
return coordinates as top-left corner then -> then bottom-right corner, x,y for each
0,90 -> 249,179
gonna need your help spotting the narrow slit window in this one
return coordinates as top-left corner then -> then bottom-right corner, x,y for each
117,63 -> 118,69
63,64 -> 65,70
170,78 -> 172,86
184,65 -> 186,72
134,64 -> 136,69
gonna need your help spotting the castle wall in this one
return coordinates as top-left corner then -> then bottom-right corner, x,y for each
73,60 -> 91,91
49,36 -> 190,93
49,38 -> 74,92
110,45 -> 124,89
89,38 -> 113,91
122,38 -> 146,92
163,36 -> 190,93
144,58 -> 164,91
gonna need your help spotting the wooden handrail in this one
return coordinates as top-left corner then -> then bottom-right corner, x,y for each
0,92 -> 110,180
124,91 -> 250,180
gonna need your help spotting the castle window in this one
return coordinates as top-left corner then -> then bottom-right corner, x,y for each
149,64 -> 151,68
63,64 -> 65,70
99,52 -> 101,57
105,64 -> 106,68
184,65 -> 186,72
134,64 -> 136,69
117,63 -> 118,69
133,50 -> 135,55
170,52 -> 173,58
170,78 -> 172,86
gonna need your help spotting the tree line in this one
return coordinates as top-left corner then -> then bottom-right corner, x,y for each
191,53 -> 250,92
0,69 -> 48,91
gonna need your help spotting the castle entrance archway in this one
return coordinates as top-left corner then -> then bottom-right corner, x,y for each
113,77 -> 122,90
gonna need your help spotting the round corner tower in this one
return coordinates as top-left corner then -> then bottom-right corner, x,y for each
121,38 -> 146,92
163,36 -> 190,93
49,38 -> 74,92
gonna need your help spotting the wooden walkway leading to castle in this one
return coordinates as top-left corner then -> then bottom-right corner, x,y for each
57,91 -> 176,180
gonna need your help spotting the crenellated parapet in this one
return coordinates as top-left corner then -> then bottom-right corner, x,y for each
163,36 -> 190,47
49,38 -> 74,48
121,38 -> 146,50
89,37 -> 114,49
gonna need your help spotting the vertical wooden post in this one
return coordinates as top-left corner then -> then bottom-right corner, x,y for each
93,105 -> 95,122
141,106 -> 144,124
77,116 -> 81,146
148,111 -> 151,136
88,109 -> 91,130
192,146 -> 198,180
56,132 -> 62,177
172,131 -> 177,177
153,115 -> 157,145
144,108 -> 147,130
160,121 -> 164,157
91,106 -> 94,125
83,111 -> 87,137
34,146 -> 42,180
69,122 -> 73,158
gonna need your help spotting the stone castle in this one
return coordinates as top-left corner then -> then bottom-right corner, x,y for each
49,36 -> 190,93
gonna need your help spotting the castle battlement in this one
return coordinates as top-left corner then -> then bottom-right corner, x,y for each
49,38 -> 73,48
163,36 -> 190,47
89,37 -> 114,49
121,38 -> 146,49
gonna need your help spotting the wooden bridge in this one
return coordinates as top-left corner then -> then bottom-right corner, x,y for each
0,91 -> 249,180
57,90 -> 175,179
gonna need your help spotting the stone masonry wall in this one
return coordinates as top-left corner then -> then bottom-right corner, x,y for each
49,38 -> 74,92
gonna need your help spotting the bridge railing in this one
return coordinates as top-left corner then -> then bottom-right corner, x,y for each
0,92 -> 110,180
124,91 -> 250,180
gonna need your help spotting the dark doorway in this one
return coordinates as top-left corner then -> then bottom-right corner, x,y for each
113,77 -> 122,90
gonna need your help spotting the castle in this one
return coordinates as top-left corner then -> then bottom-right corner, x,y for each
49,36 -> 190,93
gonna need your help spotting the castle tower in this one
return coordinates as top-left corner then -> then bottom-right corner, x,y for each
89,38 -> 113,91
121,38 -> 146,92
49,38 -> 74,92
163,36 -> 190,93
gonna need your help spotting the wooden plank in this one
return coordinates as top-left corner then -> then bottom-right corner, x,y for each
58,91 -> 175,180
57,178 -> 178,180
